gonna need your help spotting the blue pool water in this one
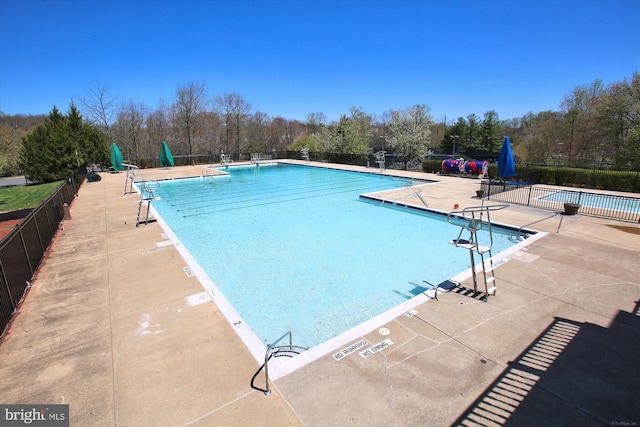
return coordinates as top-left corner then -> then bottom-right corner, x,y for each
540,190 -> 640,212
147,164 -> 521,348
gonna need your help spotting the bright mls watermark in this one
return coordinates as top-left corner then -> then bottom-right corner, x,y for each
1,405 -> 69,426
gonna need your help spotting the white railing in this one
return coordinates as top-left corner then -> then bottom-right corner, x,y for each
374,151 -> 386,171
300,149 -> 310,163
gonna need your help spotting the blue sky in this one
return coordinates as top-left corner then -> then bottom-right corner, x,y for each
1,0 -> 638,123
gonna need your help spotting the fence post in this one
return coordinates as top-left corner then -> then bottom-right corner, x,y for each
526,186 -> 533,206
0,257 -> 17,310
17,226 -> 34,276
32,210 -> 46,253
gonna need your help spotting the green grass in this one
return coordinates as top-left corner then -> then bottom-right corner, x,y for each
0,181 -> 63,212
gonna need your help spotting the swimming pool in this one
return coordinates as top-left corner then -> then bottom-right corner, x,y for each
540,189 -> 640,212
144,164 -> 525,352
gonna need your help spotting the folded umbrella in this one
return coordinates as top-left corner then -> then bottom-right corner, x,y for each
111,143 -> 124,171
159,141 -> 174,167
498,136 -> 515,179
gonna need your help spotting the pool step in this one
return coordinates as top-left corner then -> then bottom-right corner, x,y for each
271,345 -> 307,358
486,278 -> 496,295
483,262 -> 496,273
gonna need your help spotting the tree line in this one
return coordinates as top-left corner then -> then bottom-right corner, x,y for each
1,72 -> 638,181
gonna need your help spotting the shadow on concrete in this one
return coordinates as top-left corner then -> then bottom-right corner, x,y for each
451,284 -> 493,301
452,300 -> 640,426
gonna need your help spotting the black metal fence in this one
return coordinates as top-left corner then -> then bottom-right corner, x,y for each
481,180 -> 640,222
0,167 -> 87,337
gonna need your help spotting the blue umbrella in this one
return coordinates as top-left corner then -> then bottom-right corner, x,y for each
498,136 -> 515,179
159,141 -> 174,167
111,143 -> 124,171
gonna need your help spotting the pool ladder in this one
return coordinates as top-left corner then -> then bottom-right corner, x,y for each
221,151 -> 232,167
123,163 -> 139,195
374,150 -> 386,171
447,204 -> 509,299
251,331 -> 307,396
300,148 -> 310,164
136,180 -> 159,227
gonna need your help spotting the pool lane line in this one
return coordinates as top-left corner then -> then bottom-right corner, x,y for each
171,177 -> 378,210
179,183 -> 403,217
167,174 -> 399,208
175,182 -> 396,214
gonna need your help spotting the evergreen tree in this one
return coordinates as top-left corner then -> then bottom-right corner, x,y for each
441,117 -> 467,153
81,125 -> 109,167
18,103 -> 109,182
67,101 -> 84,167
467,114 -> 482,148
19,106 -> 76,183
480,110 -> 502,152
66,101 -> 109,167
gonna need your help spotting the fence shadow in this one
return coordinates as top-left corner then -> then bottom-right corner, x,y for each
450,283 -> 492,301
452,300 -> 640,426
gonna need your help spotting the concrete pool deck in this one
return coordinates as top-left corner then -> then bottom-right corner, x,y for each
1,161 -> 638,426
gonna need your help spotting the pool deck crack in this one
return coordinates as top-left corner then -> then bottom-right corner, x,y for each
382,357 -> 397,409
181,390 -> 255,426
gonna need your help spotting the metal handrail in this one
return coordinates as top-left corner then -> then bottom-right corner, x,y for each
135,180 -> 159,227
447,203 -> 509,252
515,212 -> 559,236
263,331 -> 292,396
374,150 -> 386,171
250,153 -> 262,163
300,148 -> 310,163
448,203 -> 510,219
123,164 -> 140,195
446,203 -> 510,297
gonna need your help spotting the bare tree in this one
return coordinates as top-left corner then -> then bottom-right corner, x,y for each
112,100 -> 146,161
267,117 -> 291,152
305,112 -> 327,134
560,79 -> 605,163
201,110 -> 223,158
147,100 -> 170,159
284,119 -> 306,147
215,92 -> 251,158
78,81 -> 118,141
172,81 -> 207,156
247,110 -> 271,153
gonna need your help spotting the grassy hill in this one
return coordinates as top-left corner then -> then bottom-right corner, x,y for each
0,181 -> 63,213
